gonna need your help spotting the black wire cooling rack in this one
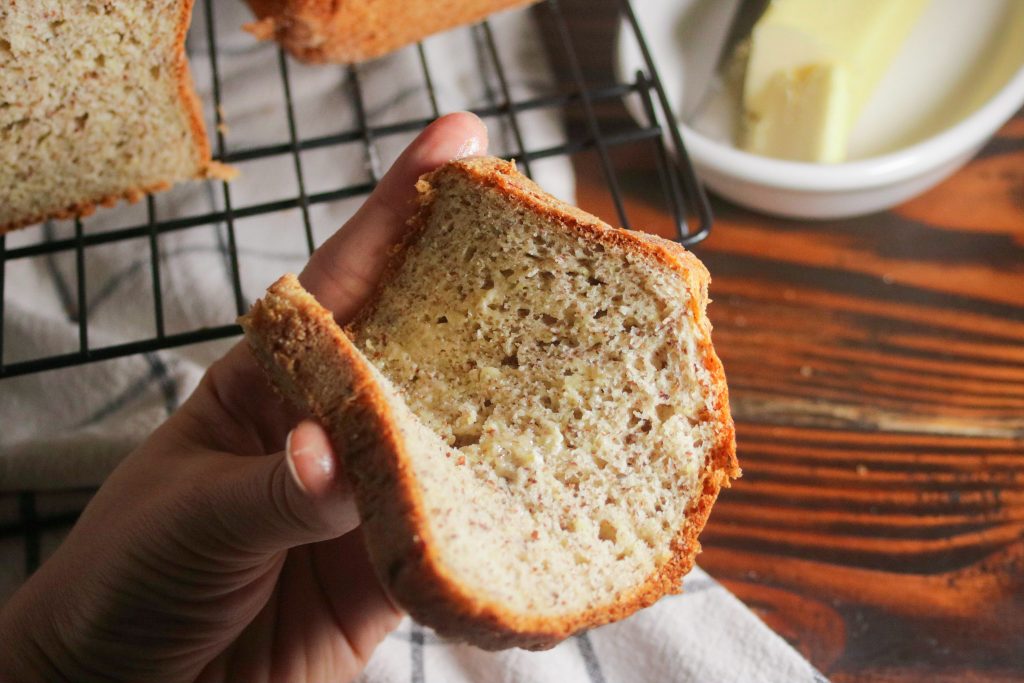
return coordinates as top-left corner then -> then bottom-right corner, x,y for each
1,0 -> 714,581
0,0 -> 710,382
0,0 -> 714,588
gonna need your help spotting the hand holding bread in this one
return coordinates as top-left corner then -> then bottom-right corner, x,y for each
242,154 -> 738,649
0,113 -> 488,683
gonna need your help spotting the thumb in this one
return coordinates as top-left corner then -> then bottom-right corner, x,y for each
204,420 -> 360,555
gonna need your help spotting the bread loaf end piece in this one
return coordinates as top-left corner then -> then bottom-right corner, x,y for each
244,0 -> 539,64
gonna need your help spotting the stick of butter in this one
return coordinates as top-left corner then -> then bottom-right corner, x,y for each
741,0 -> 929,163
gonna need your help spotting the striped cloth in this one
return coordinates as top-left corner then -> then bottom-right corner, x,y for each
0,2 -> 828,681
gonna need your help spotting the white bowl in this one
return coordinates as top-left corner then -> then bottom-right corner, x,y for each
617,0 -> 1024,219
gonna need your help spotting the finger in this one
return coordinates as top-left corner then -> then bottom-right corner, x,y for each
301,111 -> 488,318
313,530 -> 404,665
284,419 -> 345,498
204,420 -> 359,554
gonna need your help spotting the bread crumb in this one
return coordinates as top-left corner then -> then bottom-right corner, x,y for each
205,161 -> 239,182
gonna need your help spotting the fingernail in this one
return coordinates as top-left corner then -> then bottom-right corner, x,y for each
284,429 -> 309,494
287,424 -> 338,496
454,135 -> 483,160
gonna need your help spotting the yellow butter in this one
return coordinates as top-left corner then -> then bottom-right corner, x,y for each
742,0 -> 929,162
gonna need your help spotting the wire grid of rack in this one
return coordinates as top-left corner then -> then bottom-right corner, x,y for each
0,0 -> 709,382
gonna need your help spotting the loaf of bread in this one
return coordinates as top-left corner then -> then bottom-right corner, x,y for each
0,1 -> 217,233
244,0 -> 538,64
240,157 -> 739,649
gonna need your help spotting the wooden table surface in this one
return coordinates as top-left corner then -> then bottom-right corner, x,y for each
551,3 -> 1024,681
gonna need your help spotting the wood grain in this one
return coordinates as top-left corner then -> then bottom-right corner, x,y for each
549,3 -> 1024,678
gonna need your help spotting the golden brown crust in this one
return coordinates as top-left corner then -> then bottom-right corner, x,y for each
243,0 -> 539,64
241,158 -> 739,649
173,0 -> 212,181
0,181 -> 167,235
0,0 -> 213,235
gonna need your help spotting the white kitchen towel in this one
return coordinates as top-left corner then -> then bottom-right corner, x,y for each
364,567 -> 828,683
0,2 -> 828,681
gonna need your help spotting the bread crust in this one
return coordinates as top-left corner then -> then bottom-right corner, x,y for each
244,0 -> 538,64
241,157 -> 739,649
0,0 -> 213,234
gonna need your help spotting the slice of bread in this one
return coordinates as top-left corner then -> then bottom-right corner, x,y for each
240,157 -> 738,650
244,0 -> 538,64
0,1 -> 217,233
